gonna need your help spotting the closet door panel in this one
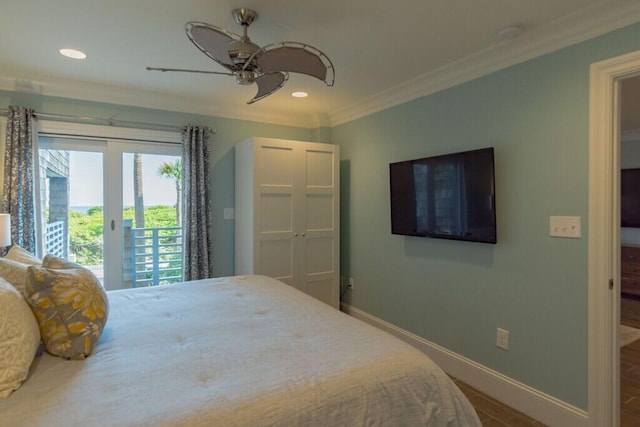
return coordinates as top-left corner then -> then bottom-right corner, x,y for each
305,149 -> 335,188
259,238 -> 296,285
304,236 -> 334,274
257,145 -> 295,186
260,192 -> 293,232
304,277 -> 334,306
305,194 -> 334,231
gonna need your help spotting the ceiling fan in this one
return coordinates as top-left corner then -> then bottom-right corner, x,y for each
147,7 -> 335,104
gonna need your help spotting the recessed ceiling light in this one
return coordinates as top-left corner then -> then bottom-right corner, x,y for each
59,48 -> 87,59
291,91 -> 308,98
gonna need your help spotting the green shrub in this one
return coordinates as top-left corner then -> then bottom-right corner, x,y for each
69,205 -> 177,265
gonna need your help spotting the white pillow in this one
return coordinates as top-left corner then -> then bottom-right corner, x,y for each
5,245 -> 41,265
0,246 -> 41,297
0,277 -> 41,398
0,257 -> 30,297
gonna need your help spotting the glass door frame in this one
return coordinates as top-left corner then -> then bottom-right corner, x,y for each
38,121 -> 181,290
106,140 -> 181,290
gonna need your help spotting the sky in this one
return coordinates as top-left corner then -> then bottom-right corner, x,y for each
69,151 -> 179,207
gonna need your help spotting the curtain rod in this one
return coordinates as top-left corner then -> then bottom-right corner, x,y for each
0,109 -> 215,134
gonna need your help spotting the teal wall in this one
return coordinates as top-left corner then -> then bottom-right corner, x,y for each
333,22 -> 640,409
4,21 -> 640,410
0,92 -> 316,277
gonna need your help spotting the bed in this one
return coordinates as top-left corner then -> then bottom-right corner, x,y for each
1,274 -> 481,426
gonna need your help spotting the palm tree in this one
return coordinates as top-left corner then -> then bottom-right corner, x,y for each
158,160 -> 182,226
133,154 -> 146,279
134,153 -> 145,228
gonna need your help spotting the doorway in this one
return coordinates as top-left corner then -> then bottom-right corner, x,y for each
589,50 -> 640,427
37,122 -> 181,291
618,75 -> 640,425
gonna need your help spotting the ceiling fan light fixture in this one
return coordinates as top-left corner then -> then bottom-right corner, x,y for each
59,48 -> 87,59
291,91 -> 308,98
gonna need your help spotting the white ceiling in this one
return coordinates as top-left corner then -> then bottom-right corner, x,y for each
1,0 -> 640,127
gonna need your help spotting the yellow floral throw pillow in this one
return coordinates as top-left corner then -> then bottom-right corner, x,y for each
25,255 -> 108,360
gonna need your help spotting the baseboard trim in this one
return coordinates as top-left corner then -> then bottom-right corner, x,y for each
340,302 -> 589,427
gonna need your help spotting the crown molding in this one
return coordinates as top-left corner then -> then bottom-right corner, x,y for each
329,1 -> 640,126
0,75 -> 316,128
2,2 -> 639,130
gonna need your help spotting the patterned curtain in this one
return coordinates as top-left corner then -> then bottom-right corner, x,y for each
2,106 -> 37,253
181,125 -> 213,280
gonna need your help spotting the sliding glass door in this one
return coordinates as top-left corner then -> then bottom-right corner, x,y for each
38,138 -> 106,283
119,148 -> 182,289
38,137 -> 180,290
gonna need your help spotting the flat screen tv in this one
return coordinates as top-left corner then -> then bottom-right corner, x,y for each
621,168 -> 640,227
389,147 -> 497,243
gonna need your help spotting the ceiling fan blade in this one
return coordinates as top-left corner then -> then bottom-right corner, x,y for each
249,42 -> 335,86
186,22 -> 241,70
248,72 -> 289,104
146,67 -> 233,76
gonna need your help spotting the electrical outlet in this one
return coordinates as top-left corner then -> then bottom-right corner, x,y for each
348,277 -> 354,290
496,328 -> 509,350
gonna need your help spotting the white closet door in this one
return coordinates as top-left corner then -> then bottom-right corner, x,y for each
299,144 -> 339,307
254,140 -> 299,288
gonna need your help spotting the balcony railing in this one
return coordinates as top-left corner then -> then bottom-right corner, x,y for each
45,220 -> 66,258
130,226 -> 183,287
43,219 -> 183,288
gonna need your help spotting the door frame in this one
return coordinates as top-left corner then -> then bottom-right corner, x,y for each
38,121 -> 181,290
106,140 -> 182,290
589,50 -> 640,427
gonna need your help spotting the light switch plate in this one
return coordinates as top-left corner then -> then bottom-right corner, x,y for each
549,216 -> 581,238
223,208 -> 235,220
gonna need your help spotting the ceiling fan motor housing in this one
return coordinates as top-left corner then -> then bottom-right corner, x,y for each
228,8 -> 260,66
227,39 -> 260,66
235,70 -> 255,85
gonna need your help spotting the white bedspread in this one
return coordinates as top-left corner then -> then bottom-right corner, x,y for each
1,275 -> 480,426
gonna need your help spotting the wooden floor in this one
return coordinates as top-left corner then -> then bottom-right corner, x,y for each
450,377 -> 546,426
621,295 -> 640,426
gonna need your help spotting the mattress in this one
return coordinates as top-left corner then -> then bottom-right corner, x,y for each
1,275 -> 481,426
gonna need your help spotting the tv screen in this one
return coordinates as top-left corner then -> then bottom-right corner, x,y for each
389,147 -> 497,243
621,168 -> 640,227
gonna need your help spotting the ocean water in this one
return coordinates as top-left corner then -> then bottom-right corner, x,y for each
69,205 -> 100,213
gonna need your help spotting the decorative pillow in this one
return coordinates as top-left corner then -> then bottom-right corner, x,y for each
0,257 -> 31,297
41,254 -> 82,270
25,255 -> 109,360
0,277 -> 41,398
5,245 -> 41,266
